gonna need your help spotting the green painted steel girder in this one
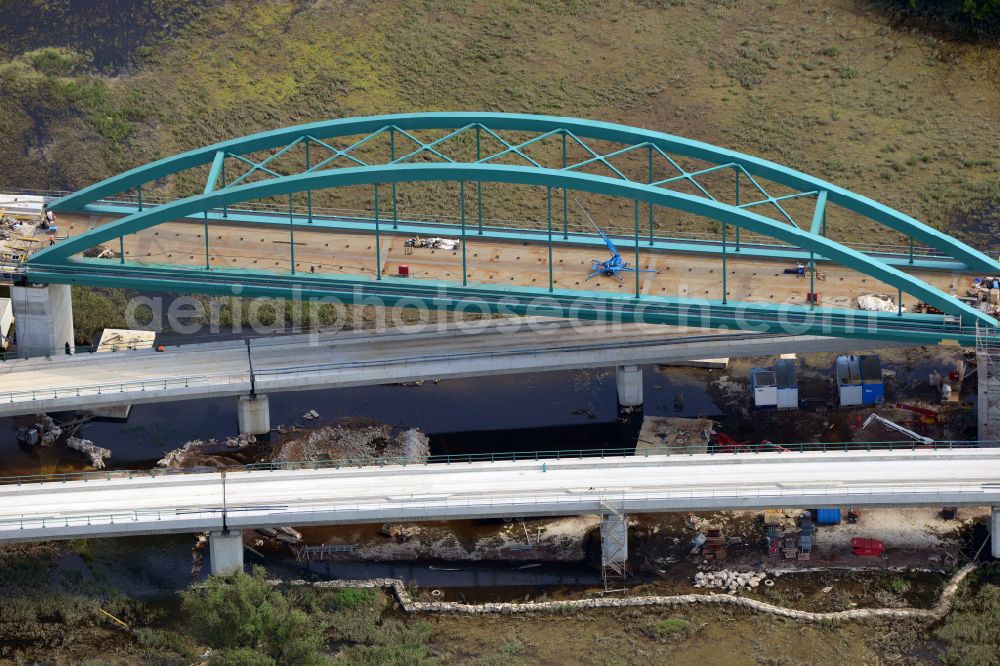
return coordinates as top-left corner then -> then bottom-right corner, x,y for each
29,162 -> 997,329
24,262 -> 975,346
46,112 -> 1000,275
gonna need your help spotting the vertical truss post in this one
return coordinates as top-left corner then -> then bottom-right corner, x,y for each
476,126 -> 483,235
460,181 -> 467,287
119,236 -> 124,265
203,211 -> 210,270
734,169 -> 741,251
288,195 -> 295,275
908,236 -> 914,264
390,128 -> 398,229
634,199 -> 640,299
809,251 -> 815,310
898,288 -> 903,316
547,186 -> 554,292
221,159 -> 228,218
305,139 -> 312,223
722,222 -> 728,304
562,130 -> 568,239
136,185 -> 142,211
374,184 -> 381,281
647,144 -> 654,245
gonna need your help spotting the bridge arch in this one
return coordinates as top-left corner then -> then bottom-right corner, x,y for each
29,162 -> 998,328
46,112 -> 1000,275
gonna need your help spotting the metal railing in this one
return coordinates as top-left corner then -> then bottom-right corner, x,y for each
2,188 -> 951,260
0,371 -> 250,404
0,440 -> 992,488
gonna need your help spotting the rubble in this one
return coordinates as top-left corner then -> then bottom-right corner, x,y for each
693,569 -> 769,592
271,420 -> 430,463
66,437 -> 111,469
223,433 -> 257,449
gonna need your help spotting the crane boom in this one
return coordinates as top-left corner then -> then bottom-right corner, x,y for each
573,197 -> 619,257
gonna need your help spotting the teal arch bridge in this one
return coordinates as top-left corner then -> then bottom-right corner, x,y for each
30,112 -> 1000,346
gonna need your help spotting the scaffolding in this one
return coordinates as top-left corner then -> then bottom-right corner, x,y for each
977,326 -> 1000,443
600,499 -> 628,593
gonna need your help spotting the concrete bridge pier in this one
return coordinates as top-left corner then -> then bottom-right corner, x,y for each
12,283 -> 74,359
209,529 -> 245,575
600,506 -> 628,590
992,508 -> 1000,559
237,394 -> 270,435
616,365 -> 643,410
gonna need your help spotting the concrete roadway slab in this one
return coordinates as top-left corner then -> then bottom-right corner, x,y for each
0,448 -> 997,542
58,214 -> 972,312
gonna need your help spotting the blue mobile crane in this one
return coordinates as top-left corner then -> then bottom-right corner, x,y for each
574,198 -> 655,285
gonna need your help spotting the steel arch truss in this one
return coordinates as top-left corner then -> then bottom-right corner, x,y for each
32,113 -> 1000,342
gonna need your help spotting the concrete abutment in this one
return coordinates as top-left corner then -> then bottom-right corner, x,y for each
12,283 -> 74,359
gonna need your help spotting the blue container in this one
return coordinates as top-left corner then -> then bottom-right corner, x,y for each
816,508 -> 841,525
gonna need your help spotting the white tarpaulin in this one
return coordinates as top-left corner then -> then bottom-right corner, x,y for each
857,294 -> 901,312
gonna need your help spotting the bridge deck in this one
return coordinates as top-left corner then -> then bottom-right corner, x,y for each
0,319 -> 905,416
0,449 -> 997,542
58,213 -> 969,311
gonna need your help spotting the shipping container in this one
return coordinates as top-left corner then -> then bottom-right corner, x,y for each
750,368 -> 778,408
774,359 -> 798,410
815,508 -> 841,525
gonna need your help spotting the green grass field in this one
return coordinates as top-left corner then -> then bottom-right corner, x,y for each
0,0 -> 997,249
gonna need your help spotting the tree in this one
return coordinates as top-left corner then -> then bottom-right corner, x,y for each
181,566 -> 329,666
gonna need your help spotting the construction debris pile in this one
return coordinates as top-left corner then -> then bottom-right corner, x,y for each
16,414 -> 63,447
271,419 -> 430,463
66,437 -> 111,469
82,245 -> 114,259
693,570 -> 770,592
157,434 -> 256,468
967,276 -> 1000,318
403,236 -> 462,251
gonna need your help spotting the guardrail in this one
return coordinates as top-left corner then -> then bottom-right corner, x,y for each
0,440 -> 993,487
0,371 -> 250,404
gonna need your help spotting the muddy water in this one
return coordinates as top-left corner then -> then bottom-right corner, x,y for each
0,363 -> 723,474
0,363 -> 722,594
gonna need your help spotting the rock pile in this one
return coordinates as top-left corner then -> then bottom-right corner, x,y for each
66,436 -> 111,469
694,569 -> 768,591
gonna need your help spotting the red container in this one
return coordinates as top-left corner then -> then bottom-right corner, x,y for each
398,264 -> 409,277
807,292 -> 821,304
948,370 -> 961,382
851,537 -> 885,557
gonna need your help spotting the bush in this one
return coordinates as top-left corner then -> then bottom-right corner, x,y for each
885,576 -> 911,594
134,627 -> 197,661
209,648 -> 278,666
644,617 -> 691,640
322,587 -> 382,610
180,566 -> 329,666
936,565 -> 1000,666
